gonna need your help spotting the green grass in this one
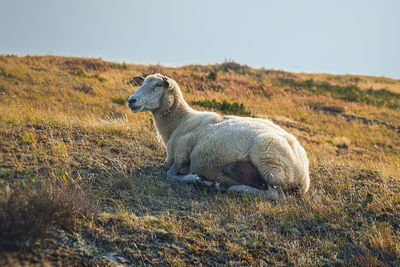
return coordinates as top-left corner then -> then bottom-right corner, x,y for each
275,78 -> 400,109
111,97 -> 127,106
191,99 -> 252,116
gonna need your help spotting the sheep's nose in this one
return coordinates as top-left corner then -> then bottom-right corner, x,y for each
128,98 -> 137,105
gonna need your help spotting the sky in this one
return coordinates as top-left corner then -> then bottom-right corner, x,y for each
1,0 -> 399,78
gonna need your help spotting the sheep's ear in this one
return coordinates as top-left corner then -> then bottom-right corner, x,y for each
162,76 -> 170,88
130,76 -> 145,86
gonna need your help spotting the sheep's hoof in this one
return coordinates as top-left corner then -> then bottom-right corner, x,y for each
227,185 -> 286,202
200,180 -> 214,187
194,179 -> 218,189
264,186 -> 287,202
163,160 -> 172,170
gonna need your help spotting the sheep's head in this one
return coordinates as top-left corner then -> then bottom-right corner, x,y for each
128,73 -> 171,113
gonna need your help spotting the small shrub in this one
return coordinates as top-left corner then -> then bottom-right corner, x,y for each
22,130 -> 37,145
144,64 -> 162,76
0,176 -> 97,249
216,60 -> 249,74
73,84 -> 94,94
0,69 -> 18,80
276,78 -> 400,109
90,74 -> 107,82
308,102 -> 345,113
206,70 -> 217,81
191,99 -> 252,116
319,105 -> 345,113
69,70 -> 106,82
69,69 -> 88,78
350,77 -> 361,84
62,58 -> 109,72
109,62 -> 128,70
111,97 -> 126,106
0,185 -> 55,249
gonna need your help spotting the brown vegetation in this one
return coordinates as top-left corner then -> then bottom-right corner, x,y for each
0,177 -> 96,250
0,55 -> 399,266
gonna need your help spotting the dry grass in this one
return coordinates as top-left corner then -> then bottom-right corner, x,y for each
0,176 -> 97,250
0,55 -> 399,266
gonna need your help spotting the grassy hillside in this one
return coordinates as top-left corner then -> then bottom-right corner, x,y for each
0,55 -> 399,266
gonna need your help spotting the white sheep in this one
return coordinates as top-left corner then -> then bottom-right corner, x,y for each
128,74 -> 310,200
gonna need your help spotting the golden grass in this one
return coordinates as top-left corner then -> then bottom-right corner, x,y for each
0,55 -> 399,265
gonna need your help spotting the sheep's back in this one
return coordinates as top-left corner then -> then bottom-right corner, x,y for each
189,116 -> 291,167
188,116 -> 307,181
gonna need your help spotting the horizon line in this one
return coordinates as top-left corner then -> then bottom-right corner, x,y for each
2,52 -> 399,81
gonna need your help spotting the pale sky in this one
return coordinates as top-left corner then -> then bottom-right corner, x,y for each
1,0 -> 399,78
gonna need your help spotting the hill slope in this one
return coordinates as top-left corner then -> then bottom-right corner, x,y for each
0,55 -> 399,266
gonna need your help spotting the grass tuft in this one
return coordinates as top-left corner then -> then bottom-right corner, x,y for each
0,176 -> 97,250
73,84 -> 94,94
111,97 -> 127,106
276,78 -> 400,109
191,99 -> 252,116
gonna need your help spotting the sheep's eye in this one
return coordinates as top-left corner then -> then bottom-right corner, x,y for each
154,84 -> 163,90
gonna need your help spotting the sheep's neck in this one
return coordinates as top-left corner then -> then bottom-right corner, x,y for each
151,91 -> 193,144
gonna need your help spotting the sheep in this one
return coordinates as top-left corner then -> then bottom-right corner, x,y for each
128,73 -> 310,200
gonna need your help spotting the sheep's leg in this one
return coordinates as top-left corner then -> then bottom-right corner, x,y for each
222,161 -> 268,190
164,150 -> 174,170
164,139 -> 176,170
174,133 -> 196,172
167,163 -> 199,183
167,163 -> 220,189
164,158 -> 173,170
227,184 -> 286,202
